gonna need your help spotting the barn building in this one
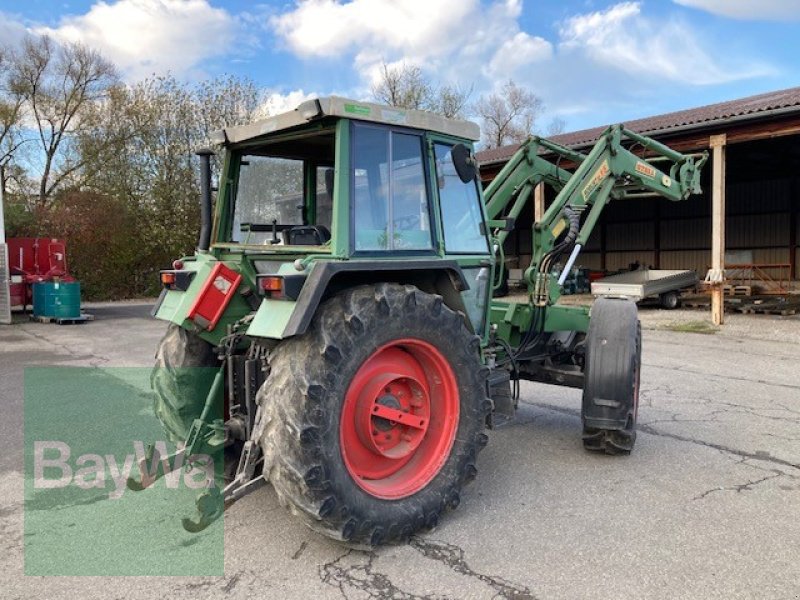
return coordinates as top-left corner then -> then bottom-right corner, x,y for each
476,87 -> 800,323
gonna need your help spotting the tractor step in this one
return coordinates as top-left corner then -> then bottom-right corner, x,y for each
29,313 -> 94,325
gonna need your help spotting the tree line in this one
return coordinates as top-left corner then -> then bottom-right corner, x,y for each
0,36 -> 559,299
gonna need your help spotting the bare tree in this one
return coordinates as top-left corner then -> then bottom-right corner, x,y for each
372,62 -> 432,111
475,80 -> 543,149
194,74 -> 262,143
10,35 -> 118,206
371,61 -> 472,118
0,48 -> 24,156
0,47 -> 26,199
545,117 -> 566,137
432,83 -> 473,119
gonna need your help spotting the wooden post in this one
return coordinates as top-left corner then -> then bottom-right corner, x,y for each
708,134 -> 727,325
654,200 -> 661,269
534,182 -> 545,223
790,177 -> 797,281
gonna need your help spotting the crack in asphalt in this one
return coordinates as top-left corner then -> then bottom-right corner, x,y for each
409,537 -> 537,599
692,473 -> 783,500
17,325 -> 109,367
292,540 -> 308,560
318,539 -> 537,600
642,362 -> 800,392
180,570 -> 250,596
522,401 -> 800,474
221,570 -> 241,593
319,549 -> 430,599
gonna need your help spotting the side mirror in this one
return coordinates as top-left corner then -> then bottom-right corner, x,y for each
451,143 -> 478,183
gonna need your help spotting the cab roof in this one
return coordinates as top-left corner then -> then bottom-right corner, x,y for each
212,96 -> 481,146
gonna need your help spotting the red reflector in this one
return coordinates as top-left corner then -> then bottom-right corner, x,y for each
187,263 -> 242,331
161,272 -> 176,285
259,276 -> 283,292
172,259 -> 184,270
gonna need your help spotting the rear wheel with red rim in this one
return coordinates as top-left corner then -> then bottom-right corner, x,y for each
340,339 -> 460,499
258,283 -> 490,545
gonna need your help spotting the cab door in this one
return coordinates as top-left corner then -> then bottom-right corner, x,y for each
429,138 -> 493,340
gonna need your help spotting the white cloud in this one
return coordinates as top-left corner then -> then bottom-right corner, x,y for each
269,0 -> 776,132
674,0 -> 800,20
270,0 -> 550,90
486,32 -> 552,79
35,0 -> 237,80
270,0 -> 476,59
0,13 -> 29,49
257,89 -> 319,118
558,1 -> 769,85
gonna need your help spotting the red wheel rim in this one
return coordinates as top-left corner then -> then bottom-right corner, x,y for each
340,338 -> 460,499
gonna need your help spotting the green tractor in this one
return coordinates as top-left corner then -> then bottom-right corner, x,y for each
129,97 -> 706,544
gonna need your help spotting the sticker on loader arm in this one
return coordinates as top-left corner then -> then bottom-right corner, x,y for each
635,161 -> 657,179
581,160 -> 610,201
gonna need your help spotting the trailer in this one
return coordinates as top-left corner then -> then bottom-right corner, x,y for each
591,269 -> 698,309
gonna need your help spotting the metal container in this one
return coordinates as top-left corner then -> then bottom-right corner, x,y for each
32,281 -> 81,319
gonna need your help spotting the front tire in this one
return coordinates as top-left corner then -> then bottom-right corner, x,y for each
581,297 -> 641,455
257,283 -> 490,545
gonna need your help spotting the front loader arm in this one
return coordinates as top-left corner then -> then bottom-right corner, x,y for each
482,136 -> 584,246
528,125 -> 707,307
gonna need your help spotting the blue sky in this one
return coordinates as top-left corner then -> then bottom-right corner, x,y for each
1,0 -> 799,133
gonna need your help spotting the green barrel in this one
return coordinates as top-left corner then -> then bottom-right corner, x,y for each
32,281 -> 81,319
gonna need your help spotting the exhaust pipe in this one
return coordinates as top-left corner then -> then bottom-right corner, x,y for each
196,148 -> 214,251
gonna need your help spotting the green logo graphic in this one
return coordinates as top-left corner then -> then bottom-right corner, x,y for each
24,367 -> 223,576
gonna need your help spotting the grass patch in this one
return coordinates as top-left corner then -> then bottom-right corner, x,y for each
662,320 -> 718,335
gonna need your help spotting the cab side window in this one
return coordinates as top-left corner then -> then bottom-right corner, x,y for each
434,143 -> 489,254
352,124 -> 433,251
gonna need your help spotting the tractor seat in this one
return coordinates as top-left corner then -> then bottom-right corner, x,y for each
286,225 -> 331,246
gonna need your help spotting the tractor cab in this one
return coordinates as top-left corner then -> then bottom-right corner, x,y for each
211,97 -> 487,256
155,97 -> 493,344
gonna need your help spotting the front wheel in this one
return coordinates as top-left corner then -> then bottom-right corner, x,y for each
581,297 -> 641,455
258,283 -> 490,545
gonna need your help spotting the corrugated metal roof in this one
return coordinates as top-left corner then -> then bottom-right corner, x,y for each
476,86 -> 800,166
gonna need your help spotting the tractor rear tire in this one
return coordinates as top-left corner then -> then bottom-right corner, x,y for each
581,297 -> 641,455
151,324 -> 219,443
257,283 -> 490,545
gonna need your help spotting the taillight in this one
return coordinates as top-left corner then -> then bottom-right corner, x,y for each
172,259 -> 184,270
259,276 -> 283,292
159,269 -> 194,291
258,276 -> 285,299
255,273 -> 305,300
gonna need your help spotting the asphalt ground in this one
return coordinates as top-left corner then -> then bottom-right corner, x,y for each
1,302 -> 799,599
